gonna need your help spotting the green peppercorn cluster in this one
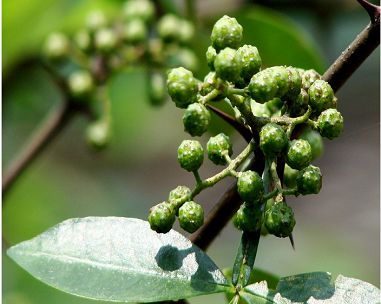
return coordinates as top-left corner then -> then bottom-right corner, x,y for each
150,15 -> 344,239
42,0 -> 199,150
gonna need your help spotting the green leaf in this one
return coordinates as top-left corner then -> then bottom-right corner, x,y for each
240,272 -> 380,304
7,217 -> 232,303
224,268 -> 280,304
232,230 -> 261,287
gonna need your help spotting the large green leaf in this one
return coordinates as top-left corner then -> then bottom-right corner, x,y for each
7,217 -> 232,303
240,272 -> 380,304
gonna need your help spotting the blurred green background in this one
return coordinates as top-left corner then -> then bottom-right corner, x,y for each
3,0 -> 380,304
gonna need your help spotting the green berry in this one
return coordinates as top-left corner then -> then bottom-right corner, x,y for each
148,202 -> 175,233
123,0 -> 155,23
286,88 -> 309,118
86,10 -> 107,32
147,71 -> 167,106
309,79 -> 335,113
285,139 -> 312,170
264,202 -> 295,238
301,69 -> 322,91
296,165 -> 322,195
259,123 -> 288,157
94,28 -> 117,53
233,203 -> 263,232
182,103 -> 211,137
247,66 -> 289,103
206,133 -> 233,165
177,140 -> 204,172
43,32 -> 70,60
167,67 -> 198,109
178,19 -> 195,44
178,201 -> 204,233
283,66 -> 302,100
169,185 -> 191,202
74,29 -> 92,53
123,18 -> 148,44
210,15 -> 243,52
214,47 -> 242,83
317,108 -> 344,140
237,170 -> 264,203
157,14 -> 182,43
299,128 -> 324,161
166,47 -> 199,72
206,46 -> 217,71
68,70 -> 94,99
86,120 -> 110,151
283,164 -> 298,189
237,45 -> 262,79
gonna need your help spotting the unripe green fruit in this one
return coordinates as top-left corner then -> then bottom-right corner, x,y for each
237,45 -> 262,79
299,128 -> 324,161
182,103 -> 211,137
210,15 -> 243,52
123,0 -> 155,23
169,185 -> 191,202
86,10 -> 107,32
94,28 -> 117,53
148,202 -> 175,233
214,47 -> 242,83
74,29 -> 92,53
309,79 -> 335,114
283,164 -> 298,189
68,70 -> 94,99
296,165 -> 322,195
178,201 -> 204,233
317,108 -> 344,140
264,202 -> 295,238
287,88 -> 309,118
169,185 -> 191,215
43,32 -> 70,60
283,66 -> 302,100
166,47 -> 199,72
247,66 -> 289,103
178,19 -> 195,44
301,69 -> 322,91
233,203 -> 263,232
206,133 -> 233,165
147,71 -> 166,106
86,120 -> 110,151
206,46 -> 217,71
177,140 -> 204,172
259,123 -> 288,158
157,14 -> 182,43
237,170 -> 264,203
286,139 -> 312,170
167,67 -> 198,109
123,18 -> 148,44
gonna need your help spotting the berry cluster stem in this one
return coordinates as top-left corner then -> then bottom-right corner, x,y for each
190,140 -> 255,199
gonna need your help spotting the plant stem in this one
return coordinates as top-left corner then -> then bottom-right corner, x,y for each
323,3 -> 380,91
2,102 -> 76,200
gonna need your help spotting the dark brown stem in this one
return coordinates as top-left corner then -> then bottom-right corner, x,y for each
323,3 -> 380,91
2,102 -> 75,199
